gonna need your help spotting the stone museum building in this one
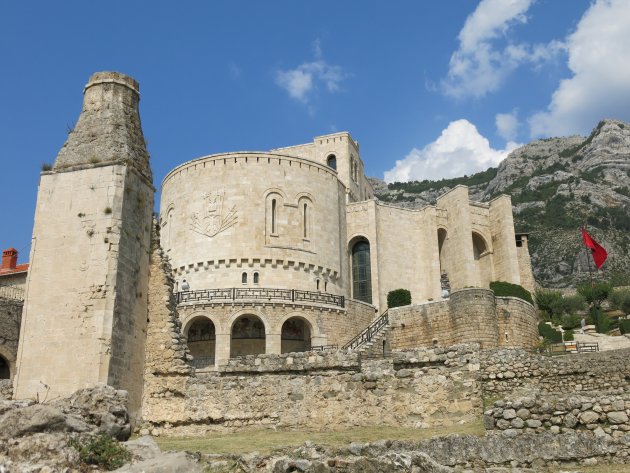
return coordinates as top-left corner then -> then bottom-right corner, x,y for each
2,72 -> 537,418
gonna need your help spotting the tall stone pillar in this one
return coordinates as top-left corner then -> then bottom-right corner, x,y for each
436,186 -> 477,290
489,195 -> 521,285
14,72 -> 154,419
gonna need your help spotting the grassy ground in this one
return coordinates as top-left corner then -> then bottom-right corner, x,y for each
155,421 -> 485,455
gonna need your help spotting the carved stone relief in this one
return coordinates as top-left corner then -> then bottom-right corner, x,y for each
190,190 -> 238,238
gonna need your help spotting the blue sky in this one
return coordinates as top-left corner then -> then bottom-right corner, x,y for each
2,0 -> 629,261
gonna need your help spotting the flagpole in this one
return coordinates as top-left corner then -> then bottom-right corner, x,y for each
583,224 -> 594,289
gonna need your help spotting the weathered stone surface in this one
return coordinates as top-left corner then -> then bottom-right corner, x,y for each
607,411 -> 629,424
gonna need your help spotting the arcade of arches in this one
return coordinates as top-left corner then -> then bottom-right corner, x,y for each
184,315 -> 314,367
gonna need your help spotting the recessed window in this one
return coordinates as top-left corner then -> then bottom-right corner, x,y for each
303,203 -> 308,238
326,154 -> 337,170
242,272 -> 247,284
271,199 -> 277,234
316,279 -> 320,291
253,272 -> 259,284
352,240 -> 372,303
324,281 -> 328,292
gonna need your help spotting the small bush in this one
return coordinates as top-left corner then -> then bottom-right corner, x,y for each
538,321 -> 562,343
577,282 -> 612,305
619,319 -> 630,335
69,433 -> 131,471
41,163 -> 52,171
535,289 -> 563,317
590,306 -> 611,334
387,289 -> 411,309
104,207 -> 112,215
609,289 -> 630,315
563,330 -> 574,341
490,281 -> 533,305
560,313 -> 582,330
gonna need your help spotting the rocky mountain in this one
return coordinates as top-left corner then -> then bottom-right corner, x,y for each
371,119 -> 630,288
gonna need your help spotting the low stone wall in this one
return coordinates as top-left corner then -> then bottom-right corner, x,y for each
485,391 -> 630,439
388,289 -> 538,350
0,297 -> 22,380
481,348 -> 630,396
141,344 -> 482,436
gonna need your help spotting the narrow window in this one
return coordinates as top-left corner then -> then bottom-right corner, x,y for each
316,279 -> 320,291
253,272 -> 259,284
326,154 -> 337,170
352,240 -> 372,303
242,272 -> 247,284
303,203 -> 308,238
271,199 -> 277,234
324,281 -> 328,292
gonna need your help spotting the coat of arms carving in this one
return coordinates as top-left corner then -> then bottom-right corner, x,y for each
190,190 -> 238,238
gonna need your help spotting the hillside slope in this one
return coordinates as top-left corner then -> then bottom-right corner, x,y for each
372,119 -> 630,288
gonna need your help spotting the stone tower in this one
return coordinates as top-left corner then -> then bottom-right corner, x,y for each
14,72 -> 154,417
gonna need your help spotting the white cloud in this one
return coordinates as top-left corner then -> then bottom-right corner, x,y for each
275,40 -> 345,104
384,119 -> 518,183
442,0 -> 562,98
529,0 -> 630,137
496,109 -> 519,141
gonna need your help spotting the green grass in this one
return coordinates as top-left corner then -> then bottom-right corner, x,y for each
155,421 -> 484,455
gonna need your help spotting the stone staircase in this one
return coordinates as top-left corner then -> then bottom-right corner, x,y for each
342,310 -> 390,358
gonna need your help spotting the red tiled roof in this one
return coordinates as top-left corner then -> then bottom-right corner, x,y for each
0,263 -> 29,275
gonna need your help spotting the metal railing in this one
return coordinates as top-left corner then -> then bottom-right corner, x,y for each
342,310 -> 389,351
176,287 -> 344,308
0,284 -> 24,301
310,344 -> 339,352
190,356 -> 215,369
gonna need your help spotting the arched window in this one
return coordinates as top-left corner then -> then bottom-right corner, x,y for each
242,272 -> 248,284
271,199 -> 277,234
185,317 -> 216,369
326,154 -> 337,170
352,240 -> 372,303
324,281 -> 328,292
253,272 -> 259,284
281,317 -> 312,353
316,279 -> 320,291
231,315 -> 266,357
303,203 -> 308,238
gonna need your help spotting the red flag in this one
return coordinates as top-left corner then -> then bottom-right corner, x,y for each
581,228 -> 608,269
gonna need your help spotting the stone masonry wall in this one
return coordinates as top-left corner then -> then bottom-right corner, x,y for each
141,344 -> 482,436
388,289 -> 538,350
481,348 -> 630,397
0,297 -> 22,382
484,391 -> 630,439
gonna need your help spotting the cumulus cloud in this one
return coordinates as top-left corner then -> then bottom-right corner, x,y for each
384,119 -> 519,183
275,40 -> 345,104
529,0 -> 630,137
442,0 -> 562,98
495,109 -> 520,141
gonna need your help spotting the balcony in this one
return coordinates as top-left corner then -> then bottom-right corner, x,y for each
176,287 -> 345,308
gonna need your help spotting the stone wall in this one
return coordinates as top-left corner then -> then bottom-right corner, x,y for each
481,348 -> 630,396
0,297 -> 22,381
388,289 -> 538,350
141,344 -> 482,436
484,391 -> 630,439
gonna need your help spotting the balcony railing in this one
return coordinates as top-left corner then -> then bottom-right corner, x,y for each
176,287 -> 345,308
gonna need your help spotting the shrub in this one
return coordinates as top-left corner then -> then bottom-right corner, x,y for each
560,294 -> 587,314
41,163 -> 52,171
619,319 -> 630,335
538,321 -> 562,343
560,313 -> 582,330
590,306 -> 611,334
69,433 -> 131,471
387,289 -> 411,309
577,282 -> 612,305
490,281 -> 533,305
563,330 -> 574,341
609,289 -> 630,315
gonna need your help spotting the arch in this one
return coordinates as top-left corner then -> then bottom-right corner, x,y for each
230,314 -> 266,357
160,205 -> 175,250
326,154 -> 337,170
0,354 -> 10,379
242,271 -> 248,284
181,311 -> 223,334
265,191 -> 284,238
184,316 -> 216,369
281,317 -> 312,353
297,195 -> 314,240
351,238 -> 372,303
253,271 -> 260,284
472,231 -> 493,287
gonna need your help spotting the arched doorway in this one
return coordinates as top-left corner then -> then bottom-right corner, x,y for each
185,317 -> 216,369
472,232 -> 493,287
0,355 -> 10,379
281,317 -> 312,353
351,239 -> 372,303
231,315 -> 266,357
